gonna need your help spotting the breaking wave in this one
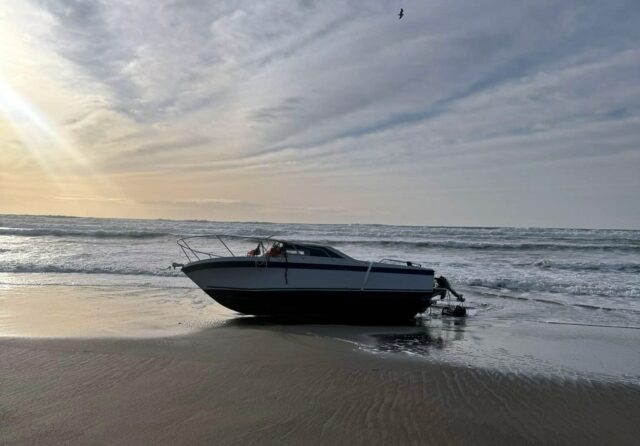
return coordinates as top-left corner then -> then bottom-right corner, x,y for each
460,277 -> 640,298
327,239 -> 640,253
530,259 -> 640,273
0,227 -> 171,239
1,264 -> 180,277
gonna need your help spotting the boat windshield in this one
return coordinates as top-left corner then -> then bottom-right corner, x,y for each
177,235 -> 348,262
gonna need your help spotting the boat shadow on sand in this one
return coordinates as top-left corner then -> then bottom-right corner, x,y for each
221,313 -> 469,358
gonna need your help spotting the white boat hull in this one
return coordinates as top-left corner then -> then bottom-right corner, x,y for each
182,256 -> 435,319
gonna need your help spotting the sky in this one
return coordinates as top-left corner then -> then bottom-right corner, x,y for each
1,0 -> 639,228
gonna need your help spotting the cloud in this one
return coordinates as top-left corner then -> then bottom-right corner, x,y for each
142,197 -> 254,208
2,0 -> 639,227
31,1 -> 640,155
250,97 -> 302,123
52,195 -> 133,204
127,136 -> 212,158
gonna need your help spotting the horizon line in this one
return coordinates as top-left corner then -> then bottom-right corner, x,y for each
1,212 -> 638,232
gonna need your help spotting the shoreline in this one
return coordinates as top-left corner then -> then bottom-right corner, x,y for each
2,283 -> 639,381
2,326 -> 640,445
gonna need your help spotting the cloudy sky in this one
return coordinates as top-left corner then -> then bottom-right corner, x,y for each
1,0 -> 639,228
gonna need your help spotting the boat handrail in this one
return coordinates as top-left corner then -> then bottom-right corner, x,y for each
378,258 -> 422,268
177,234 -> 278,263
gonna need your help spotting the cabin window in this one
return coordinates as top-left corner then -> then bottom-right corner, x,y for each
305,247 -> 329,257
280,244 -> 346,259
324,249 -> 344,259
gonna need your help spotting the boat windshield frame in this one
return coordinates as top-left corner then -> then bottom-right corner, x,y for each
177,234 -> 354,262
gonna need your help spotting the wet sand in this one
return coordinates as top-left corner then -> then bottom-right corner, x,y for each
2,327 -> 639,445
1,284 -> 640,444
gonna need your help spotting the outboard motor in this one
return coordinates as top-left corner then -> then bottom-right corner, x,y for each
435,276 -> 464,302
435,276 -> 467,317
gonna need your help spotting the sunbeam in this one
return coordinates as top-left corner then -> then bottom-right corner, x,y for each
0,79 -> 87,171
0,79 -> 125,205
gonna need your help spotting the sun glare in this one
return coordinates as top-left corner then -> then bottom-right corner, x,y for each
0,80 -> 82,171
0,79 -> 125,207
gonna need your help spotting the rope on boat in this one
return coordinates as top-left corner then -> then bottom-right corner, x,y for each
284,247 -> 289,285
360,261 -> 374,290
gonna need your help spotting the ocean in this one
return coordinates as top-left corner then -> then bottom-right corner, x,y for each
1,214 -> 639,381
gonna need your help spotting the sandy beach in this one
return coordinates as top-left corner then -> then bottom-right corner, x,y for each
1,285 -> 639,445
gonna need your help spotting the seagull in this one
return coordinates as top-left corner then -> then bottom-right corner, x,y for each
398,8 -> 404,19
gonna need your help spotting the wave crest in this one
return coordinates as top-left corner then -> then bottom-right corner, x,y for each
461,277 -> 640,298
0,227 -> 170,239
1,264 -> 180,277
531,259 -> 640,273
328,239 -> 640,253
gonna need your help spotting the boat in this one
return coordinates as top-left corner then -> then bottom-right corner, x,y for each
175,235 -> 462,320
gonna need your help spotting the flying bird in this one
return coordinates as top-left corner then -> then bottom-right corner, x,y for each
398,8 -> 404,19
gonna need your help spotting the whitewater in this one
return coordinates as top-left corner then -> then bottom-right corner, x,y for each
1,214 -> 639,328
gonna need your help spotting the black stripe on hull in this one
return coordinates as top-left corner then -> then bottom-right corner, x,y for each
205,289 -> 433,321
183,260 -> 434,276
